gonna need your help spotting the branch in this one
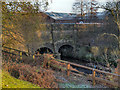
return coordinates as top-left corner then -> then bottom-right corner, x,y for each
99,33 -> 119,40
9,31 -> 24,44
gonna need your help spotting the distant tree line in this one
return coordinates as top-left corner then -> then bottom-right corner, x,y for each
72,0 -> 98,17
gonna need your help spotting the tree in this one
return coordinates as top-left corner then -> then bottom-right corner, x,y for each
39,0 -> 49,11
72,0 -> 98,17
96,0 -> 120,69
101,0 -> 120,50
2,1 -> 49,51
90,0 -> 98,16
2,2 -> 25,48
72,0 -> 86,16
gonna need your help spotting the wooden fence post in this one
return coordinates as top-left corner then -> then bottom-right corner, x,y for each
67,63 -> 70,77
92,69 -> 96,86
20,52 -> 22,60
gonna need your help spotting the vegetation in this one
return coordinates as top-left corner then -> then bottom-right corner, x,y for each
2,1 -> 49,52
72,0 -> 98,16
2,52 -> 58,88
2,70 -> 40,88
101,0 -> 120,50
95,0 -> 120,70
1,1 -> 59,88
1,0 -> 120,89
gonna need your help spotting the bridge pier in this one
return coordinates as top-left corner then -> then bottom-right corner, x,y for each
54,53 -> 61,59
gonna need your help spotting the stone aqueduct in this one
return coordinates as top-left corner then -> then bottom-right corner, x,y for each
27,23 -> 117,59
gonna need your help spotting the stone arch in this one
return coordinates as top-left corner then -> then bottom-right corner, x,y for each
58,44 -> 74,60
36,47 -> 53,54
33,42 -> 54,54
58,45 -> 74,53
54,40 -> 75,53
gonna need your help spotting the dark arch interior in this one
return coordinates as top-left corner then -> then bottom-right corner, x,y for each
58,45 -> 73,60
37,47 -> 53,54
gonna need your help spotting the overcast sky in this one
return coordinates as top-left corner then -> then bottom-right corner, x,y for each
46,0 -> 113,13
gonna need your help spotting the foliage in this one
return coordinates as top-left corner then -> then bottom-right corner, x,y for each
91,46 -> 99,56
2,70 -> 40,88
101,47 -> 118,68
2,2 -> 25,48
89,0 -> 120,71
2,1 -> 49,51
87,46 -> 118,71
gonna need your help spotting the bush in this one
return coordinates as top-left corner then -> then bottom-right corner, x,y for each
91,46 -> 99,56
2,53 -> 58,88
4,62 -> 58,88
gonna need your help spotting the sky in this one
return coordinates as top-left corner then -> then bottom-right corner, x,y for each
46,0 -> 113,13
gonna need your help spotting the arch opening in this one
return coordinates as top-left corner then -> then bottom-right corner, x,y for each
36,47 -> 53,54
58,45 -> 74,60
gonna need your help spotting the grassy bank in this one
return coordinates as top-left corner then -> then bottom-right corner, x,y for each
2,70 -> 41,88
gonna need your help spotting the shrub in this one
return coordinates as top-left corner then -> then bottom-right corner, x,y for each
4,62 -> 58,88
2,53 -> 58,88
91,46 -> 99,56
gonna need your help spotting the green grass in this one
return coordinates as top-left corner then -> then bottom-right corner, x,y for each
2,70 -> 41,88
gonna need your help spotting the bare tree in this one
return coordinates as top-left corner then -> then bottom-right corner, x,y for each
72,0 -> 87,16
95,0 -> 120,70
101,0 -> 120,50
72,0 -> 98,17
90,0 -> 98,16
34,0 -> 49,12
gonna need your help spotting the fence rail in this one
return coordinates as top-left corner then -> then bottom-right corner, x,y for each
3,46 -> 28,54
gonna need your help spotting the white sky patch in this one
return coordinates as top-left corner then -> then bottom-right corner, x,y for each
47,0 -> 75,13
